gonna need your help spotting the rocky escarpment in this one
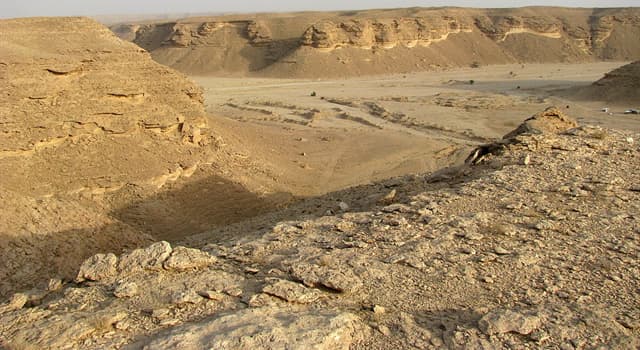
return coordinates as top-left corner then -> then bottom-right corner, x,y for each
299,11 -> 640,61
0,17 -> 215,196
0,17 -> 223,297
301,17 -> 473,50
1,108 -> 638,349
112,7 -> 640,77
473,15 -> 562,42
125,19 -> 287,74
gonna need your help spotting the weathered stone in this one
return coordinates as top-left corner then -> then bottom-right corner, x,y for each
247,293 -> 279,307
262,279 -> 322,304
0,293 -> 28,313
503,107 -> 578,139
373,305 -> 386,314
113,282 -> 139,298
494,246 -> 511,255
118,241 -> 172,273
170,291 -> 202,305
46,278 -> 63,292
76,253 -> 118,282
163,246 -> 216,271
141,308 -> 365,350
378,189 -> 397,204
198,290 -> 225,301
382,204 -> 413,213
290,263 -> 362,293
478,310 -> 541,335
8,310 -> 126,349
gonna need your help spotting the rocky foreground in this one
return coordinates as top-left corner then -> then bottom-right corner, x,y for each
1,108 -> 638,349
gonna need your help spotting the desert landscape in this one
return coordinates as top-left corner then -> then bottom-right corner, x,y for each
0,5 -> 639,350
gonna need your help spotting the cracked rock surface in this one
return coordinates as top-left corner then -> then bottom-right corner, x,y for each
1,108 -> 638,349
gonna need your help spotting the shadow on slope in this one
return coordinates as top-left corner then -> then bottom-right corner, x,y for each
111,175 -> 295,242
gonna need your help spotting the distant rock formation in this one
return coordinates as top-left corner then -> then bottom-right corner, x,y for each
301,17 -> 472,51
111,7 -> 640,77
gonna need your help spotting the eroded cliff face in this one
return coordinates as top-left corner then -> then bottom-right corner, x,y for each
122,19 -> 284,74
301,17 -> 473,51
131,20 -> 272,50
0,17 -> 221,296
112,8 -> 640,77
301,13 -> 639,57
473,16 -> 563,42
0,17 -> 215,197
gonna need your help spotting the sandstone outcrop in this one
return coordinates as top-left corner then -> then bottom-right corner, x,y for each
112,8 -> 640,77
0,17 -> 220,297
301,17 -> 473,50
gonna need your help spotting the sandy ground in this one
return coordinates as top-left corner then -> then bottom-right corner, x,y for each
192,61 -> 639,200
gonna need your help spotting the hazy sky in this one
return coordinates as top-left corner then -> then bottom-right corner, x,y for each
2,0 -> 638,18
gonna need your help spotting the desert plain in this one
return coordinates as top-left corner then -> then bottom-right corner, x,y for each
0,6 -> 639,350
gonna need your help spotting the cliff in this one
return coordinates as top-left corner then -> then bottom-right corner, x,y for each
0,17 -> 219,296
111,7 -> 640,77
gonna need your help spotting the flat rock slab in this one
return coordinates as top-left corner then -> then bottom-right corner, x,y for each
142,307 -> 365,350
290,263 -> 362,293
262,279 -> 322,304
163,246 -> 217,271
478,309 -> 541,335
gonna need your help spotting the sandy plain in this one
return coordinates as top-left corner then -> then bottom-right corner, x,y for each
190,61 -> 639,201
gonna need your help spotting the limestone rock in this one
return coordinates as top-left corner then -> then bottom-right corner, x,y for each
76,253 -> 118,282
262,279 -> 322,304
113,282 -> 139,298
141,308 -> 365,350
0,16 -> 213,297
0,293 -> 28,313
198,290 -> 225,301
118,241 -> 172,273
503,107 -> 578,139
378,189 -> 397,204
290,263 -> 362,293
478,310 -> 541,335
171,290 -> 202,305
163,246 -> 217,271
301,17 -> 470,50
247,21 -> 272,45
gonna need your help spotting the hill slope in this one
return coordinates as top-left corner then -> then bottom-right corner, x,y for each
111,7 -> 640,77
0,17 -> 222,297
571,60 -> 640,104
1,108 -> 638,349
